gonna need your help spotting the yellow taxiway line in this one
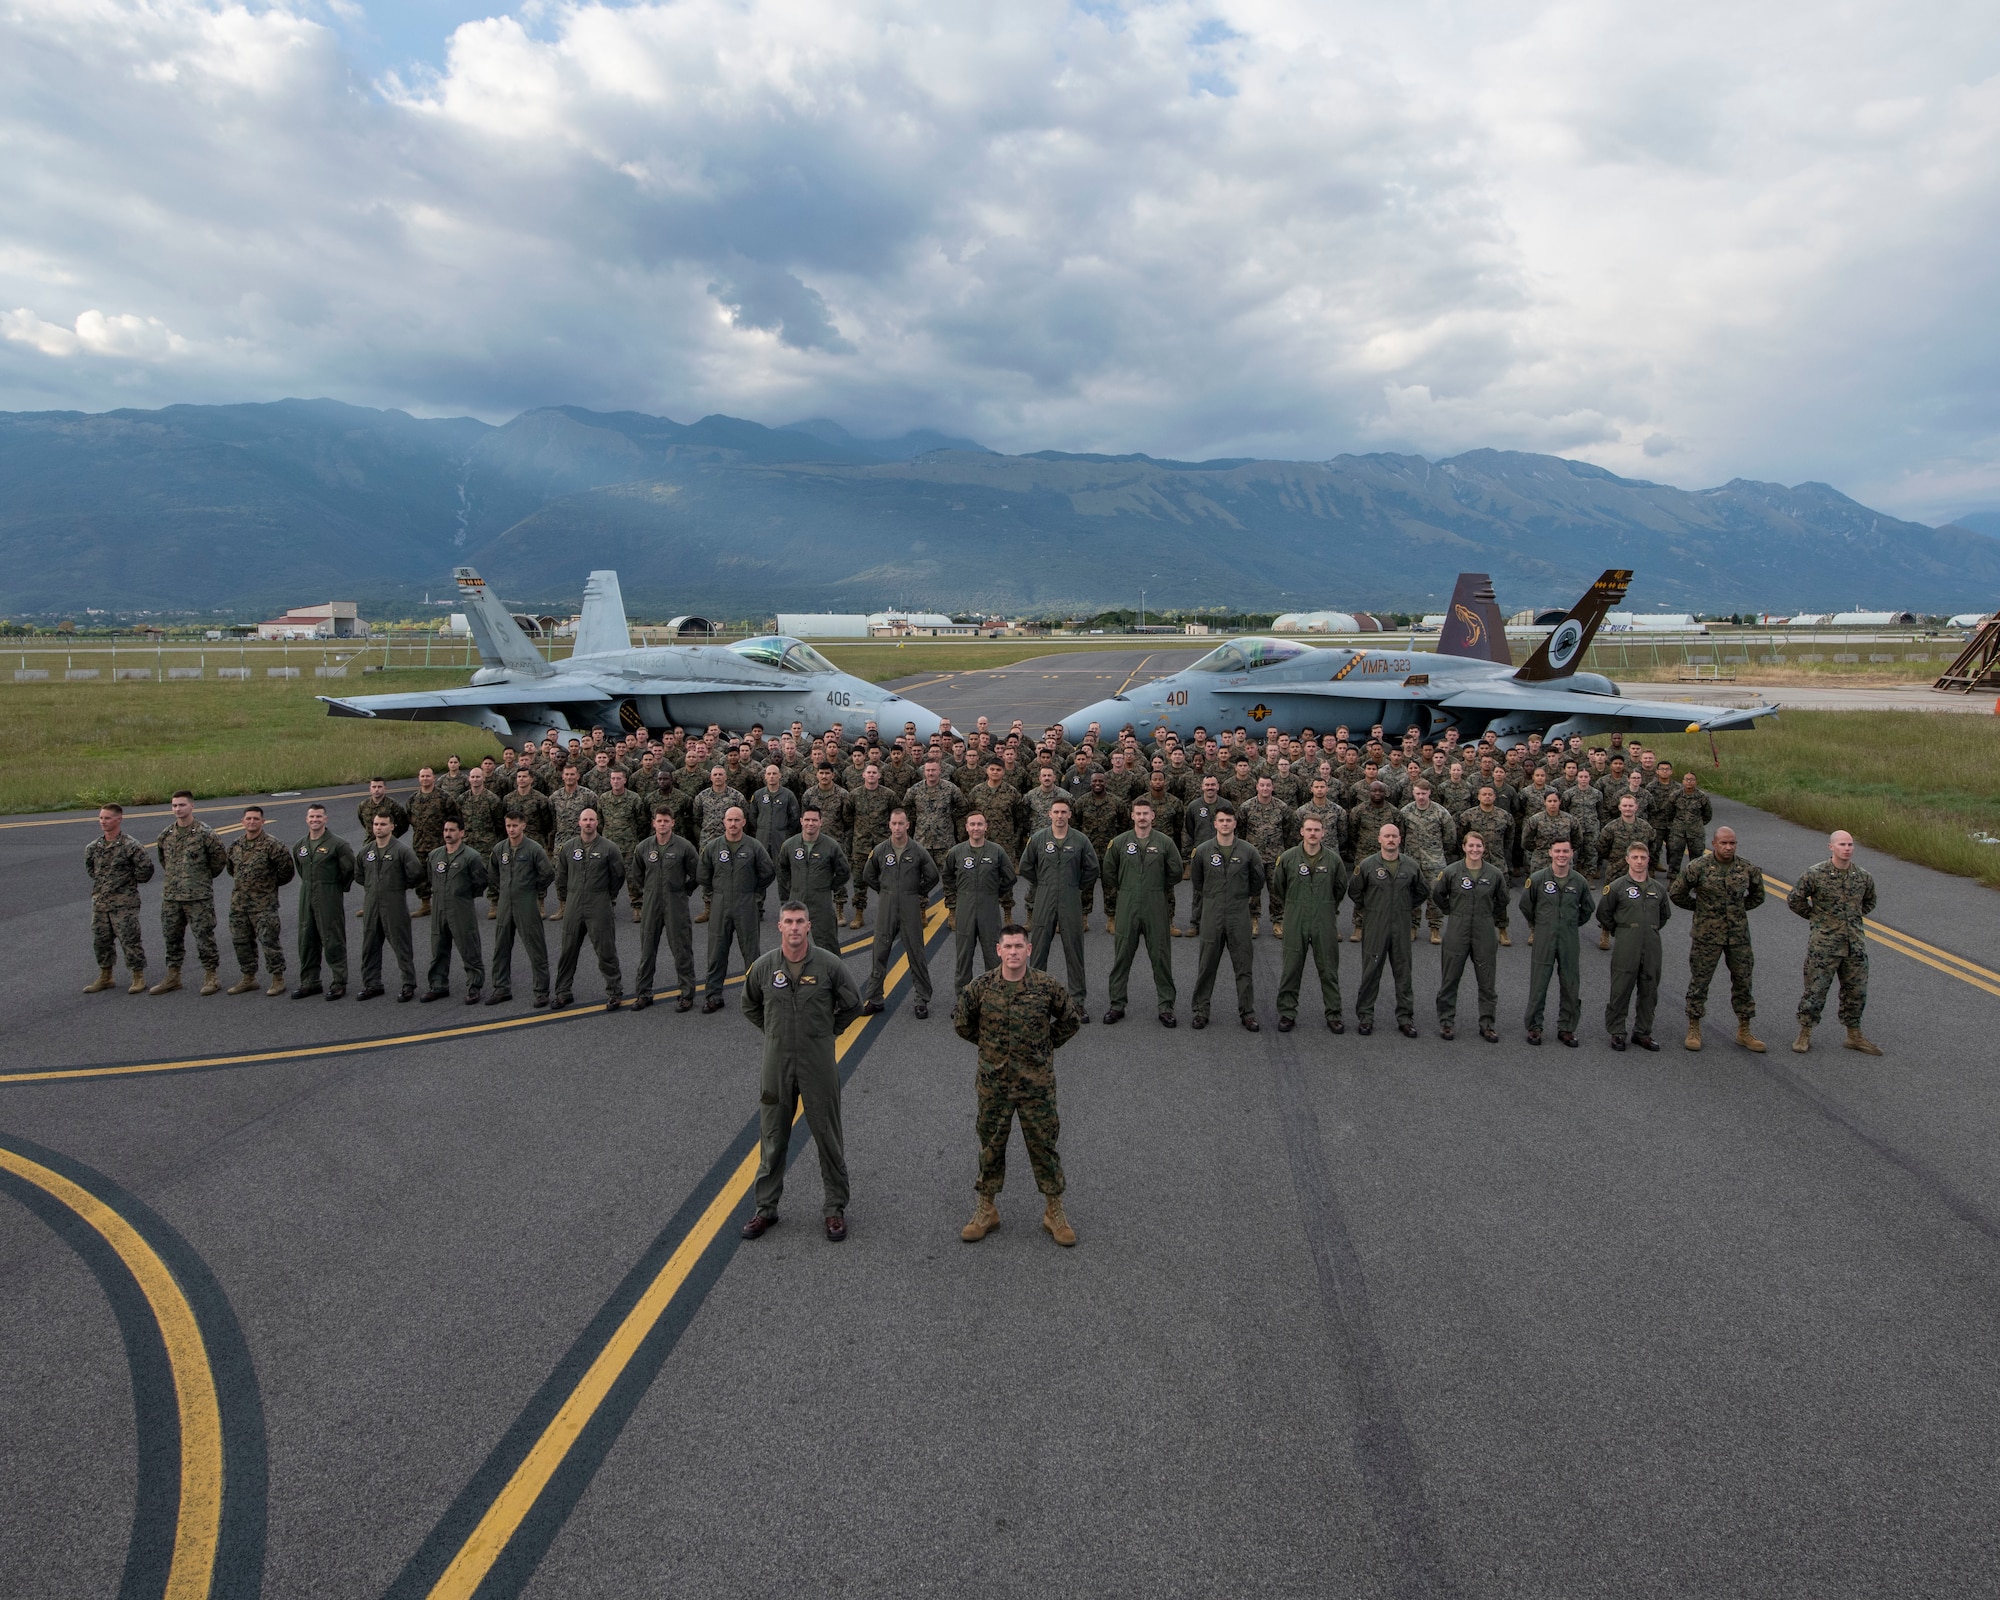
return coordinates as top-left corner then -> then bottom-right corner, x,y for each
1762,874 -> 2000,1001
423,899 -> 946,1600
0,1145 -> 224,1600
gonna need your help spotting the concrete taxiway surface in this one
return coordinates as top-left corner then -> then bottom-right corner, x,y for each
4,718 -> 2000,1596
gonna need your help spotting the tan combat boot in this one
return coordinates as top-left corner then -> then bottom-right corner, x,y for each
1599,929 -> 1611,951
961,1196 -> 1000,1242
1249,917 -> 1258,937
149,967 -> 182,996
1527,929 -> 1534,946
1106,916 -> 1116,937
1736,1021 -> 1766,1053
1270,921 -> 1281,939
1042,1196 -> 1077,1248
413,902 -> 431,918
1429,928 -> 1441,945
1684,1016 -> 1702,1052
265,975 -> 288,996
1792,1024 -> 1812,1054
1498,928 -> 1512,947
227,973 -> 259,995
84,967 -> 116,993
128,968 -> 148,994
488,904 -> 497,920
1350,923 -> 1362,943
199,969 -> 222,996
1844,1026 -> 1883,1056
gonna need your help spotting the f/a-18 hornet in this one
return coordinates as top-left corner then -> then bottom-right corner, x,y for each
1062,570 -> 1773,744
322,568 -> 943,743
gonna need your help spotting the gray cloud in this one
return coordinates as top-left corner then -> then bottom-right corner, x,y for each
0,0 -> 1996,520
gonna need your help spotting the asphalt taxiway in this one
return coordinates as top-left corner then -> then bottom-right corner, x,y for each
5,700 -> 2000,1597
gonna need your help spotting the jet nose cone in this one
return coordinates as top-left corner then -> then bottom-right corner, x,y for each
885,696 -> 943,742
1060,700 -> 1117,744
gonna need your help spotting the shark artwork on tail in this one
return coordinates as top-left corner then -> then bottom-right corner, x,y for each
320,568 -> 943,743
1061,570 -> 1774,745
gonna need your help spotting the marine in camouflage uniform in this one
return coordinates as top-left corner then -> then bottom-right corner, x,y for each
85,815 -> 154,990
953,952 -> 1083,1245
406,775 -> 460,913
904,767 -> 970,918
1073,775 -> 1128,928
1344,785 -> 1403,940
1562,779 -> 1605,877
226,818 -> 295,993
1786,838 -> 1879,1053
808,769 -> 858,916
847,775 -> 898,925
1397,787 -> 1457,939
1660,775 -> 1715,879
1520,795 -> 1579,875
594,773 -> 652,916
154,808 -> 231,992
1670,832 -> 1766,1050
1238,779 -> 1293,931
966,767 -> 1026,917
458,774 -> 507,916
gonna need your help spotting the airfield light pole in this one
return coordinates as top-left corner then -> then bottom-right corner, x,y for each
1140,589 -> 1145,634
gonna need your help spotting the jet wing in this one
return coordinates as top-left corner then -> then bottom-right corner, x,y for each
1436,683 -> 1773,732
320,682 -> 610,720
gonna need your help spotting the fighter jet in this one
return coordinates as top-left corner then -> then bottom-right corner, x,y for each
1060,570 -> 1773,744
320,568 -> 942,743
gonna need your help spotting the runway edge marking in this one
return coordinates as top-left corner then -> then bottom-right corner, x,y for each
1761,874 -> 2000,999
0,1132 -> 267,1600
386,902 -> 949,1600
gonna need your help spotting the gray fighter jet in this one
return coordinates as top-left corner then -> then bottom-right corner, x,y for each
321,567 -> 941,743
1061,570 -> 1773,744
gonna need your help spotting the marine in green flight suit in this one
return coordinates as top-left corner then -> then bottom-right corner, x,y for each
1595,841 -> 1673,1049
1190,803 -> 1265,1030
1430,832 -> 1507,1039
1520,839 -> 1595,1045
292,804 -> 356,999
1347,823 -> 1428,1035
1274,813 -> 1348,1032
1103,798 -> 1183,1024
423,820 -> 489,1002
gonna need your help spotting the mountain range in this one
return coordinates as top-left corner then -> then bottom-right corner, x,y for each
2,398 -> 1996,618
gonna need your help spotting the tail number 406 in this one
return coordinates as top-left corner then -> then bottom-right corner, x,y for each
825,690 -> 853,707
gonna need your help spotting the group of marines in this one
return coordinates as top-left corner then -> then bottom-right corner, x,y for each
80,709 -> 1886,1246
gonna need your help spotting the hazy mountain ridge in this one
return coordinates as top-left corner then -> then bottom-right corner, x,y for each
2,398 -> 1994,616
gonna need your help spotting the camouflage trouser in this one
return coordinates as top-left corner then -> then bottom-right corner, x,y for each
229,900 -> 285,978
161,897 -> 219,971
92,893 -> 145,971
1686,934 -> 1753,1021
975,1066 -> 1064,1197
1799,944 -> 1868,1027
1662,829 -> 1705,879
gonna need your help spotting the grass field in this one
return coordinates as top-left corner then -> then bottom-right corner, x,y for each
1653,712 -> 2000,888
1,672 -> 501,814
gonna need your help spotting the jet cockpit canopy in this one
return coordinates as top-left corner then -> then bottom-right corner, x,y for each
729,636 -> 839,674
1187,637 -> 1313,674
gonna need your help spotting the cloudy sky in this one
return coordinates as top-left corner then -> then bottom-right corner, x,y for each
3,0 -> 1997,521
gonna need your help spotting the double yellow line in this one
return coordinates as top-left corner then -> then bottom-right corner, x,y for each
1763,874 -> 2000,1000
423,900 -> 946,1599
0,1145 -> 224,1599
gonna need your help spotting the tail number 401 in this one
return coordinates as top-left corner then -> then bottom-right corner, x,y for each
1164,690 -> 1189,706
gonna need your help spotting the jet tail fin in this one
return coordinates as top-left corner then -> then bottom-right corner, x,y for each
1513,569 -> 1632,682
572,570 -> 632,657
1437,573 -> 1512,667
454,567 -> 553,678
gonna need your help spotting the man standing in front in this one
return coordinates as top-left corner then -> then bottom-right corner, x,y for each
1431,831 -> 1507,1042
1347,822 -> 1427,1037
225,805 -> 294,996
740,901 -> 866,1245
1274,812 -> 1347,1034
1787,829 -> 1881,1055
84,803 -> 153,994
1596,842 -> 1673,1050
954,924 -> 1083,1247
1672,824 -> 1766,1053
1190,801 -> 1264,1032
422,817 -> 488,1003
293,803 -> 356,1000
151,790 -> 230,996
1521,839 -> 1593,1047
1102,797 -> 1182,1027
356,810 -> 423,1002
553,807 -> 626,1012
488,809 -> 555,1007
862,808 -> 939,1018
